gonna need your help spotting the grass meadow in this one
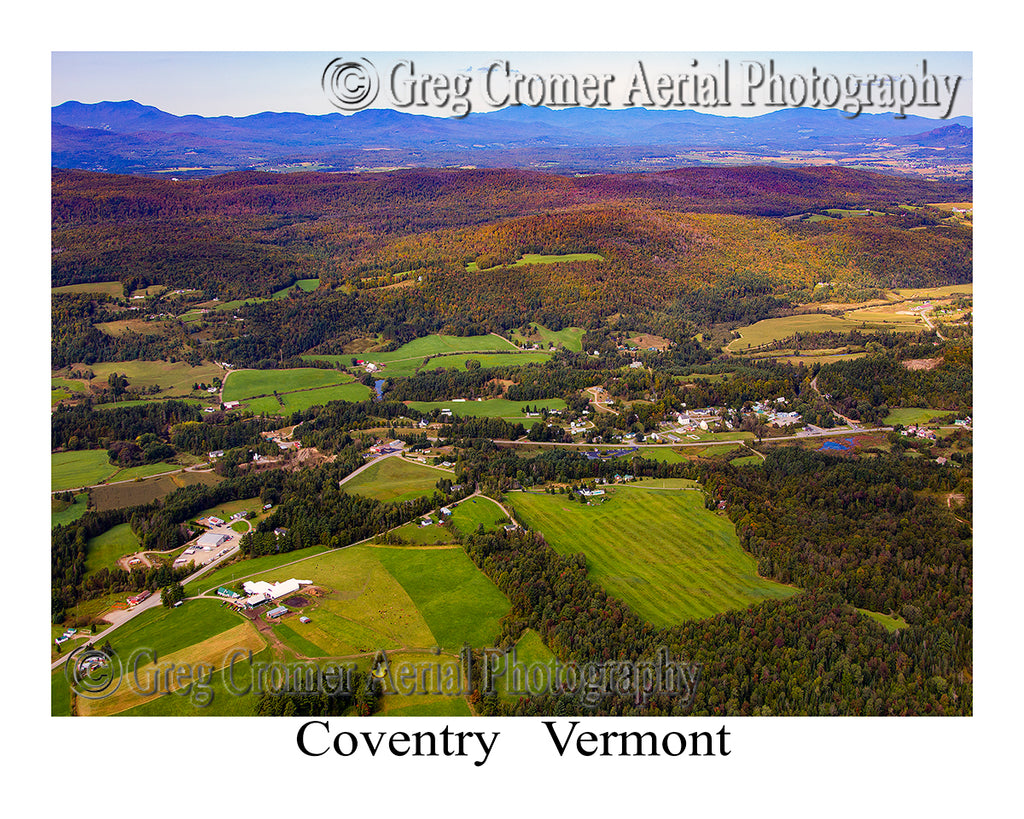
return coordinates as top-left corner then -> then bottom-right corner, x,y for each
508,485 -> 796,625
342,457 -> 448,503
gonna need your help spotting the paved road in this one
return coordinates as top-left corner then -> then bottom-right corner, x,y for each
492,424 -> 888,450
50,541 -> 242,672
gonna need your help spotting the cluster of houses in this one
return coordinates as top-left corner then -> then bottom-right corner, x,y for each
901,425 -> 938,441
366,440 -> 403,458
673,407 -> 724,432
419,506 -> 453,527
749,400 -> 803,428
54,627 -> 80,646
260,429 -> 300,451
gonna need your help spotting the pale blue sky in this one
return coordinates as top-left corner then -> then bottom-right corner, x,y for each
52,51 -> 972,119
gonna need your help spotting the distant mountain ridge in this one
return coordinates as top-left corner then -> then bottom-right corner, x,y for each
51,100 -> 973,177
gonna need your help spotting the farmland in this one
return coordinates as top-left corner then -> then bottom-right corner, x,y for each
89,469 -> 222,512
223,367 -> 352,400
419,352 -> 551,371
244,542 -> 509,655
56,601 -> 257,715
448,496 -> 509,536
51,376 -> 86,405
507,485 -> 797,625
407,397 -> 566,423
882,407 -> 953,426
466,252 -> 605,272
85,522 -> 139,574
52,449 -> 118,491
51,492 -> 89,528
726,312 -> 921,353
342,457 -> 449,503
52,280 -> 124,298
72,360 -> 225,398
222,367 -> 371,412
510,323 -> 586,352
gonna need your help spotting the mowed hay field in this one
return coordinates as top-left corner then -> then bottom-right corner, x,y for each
52,450 -> 118,491
419,352 -> 551,371
80,360 -> 225,396
246,542 -> 510,654
407,397 -> 566,423
726,312 -> 922,353
882,407 -> 953,426
222,367 -> 371,412
52,280 -> 124,298
85,522 -> 139,574
70,600 -> 264,716
510,323 -> 586,352
342,457 -> 449,503
508,485 -> 796,626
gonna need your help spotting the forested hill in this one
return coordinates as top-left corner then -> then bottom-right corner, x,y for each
52,165 -> 970,223
52,166 -> 971,314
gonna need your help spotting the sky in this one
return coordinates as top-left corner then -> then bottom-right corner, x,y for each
51,51 -> 973,119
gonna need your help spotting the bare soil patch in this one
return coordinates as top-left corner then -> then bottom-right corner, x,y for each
903,357 -> 943,371
627,333 -> 672,351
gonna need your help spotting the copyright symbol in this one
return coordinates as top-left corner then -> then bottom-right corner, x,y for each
322,57 -> 379,111
65,645 -> 123,700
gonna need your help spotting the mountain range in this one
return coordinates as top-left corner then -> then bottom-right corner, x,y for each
51,100 -> 973,178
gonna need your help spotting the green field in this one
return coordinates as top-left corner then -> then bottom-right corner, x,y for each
510,323 -> 586,352
857,608 -> 909,632
883,407 -> 953,426
222,368 -> 371,412
726,313 -> 920,353
80,360 -> 225,397
303,333 -> 541,377
508,485 -> 796,625
271,278 -> 320,298
52,492 -> 89,528
223,368 -> 355,400
493,628 -> 558,700
374,546 -> 510,649
371,334 -> 518,362
467,252 -> 604,272
51,376 -> 87,405
407,397 -> 566,424
893,284 -> 973,300
387,518 -> 456,546
93,398 -> 206,411
449,496 -> 509,535
85,522 -> 139,574
52,450 -> 119,491
53,280 -> 124,298
70,601 -> 266,716
247,542 -> 510,654
342,457 -> 448,503
419,352 -> 552,372
242,382 -> 372,414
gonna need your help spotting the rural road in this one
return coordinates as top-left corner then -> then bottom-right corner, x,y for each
51,462 -> 217,496
50,540 -> 242,672
492,424 -> 889,450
